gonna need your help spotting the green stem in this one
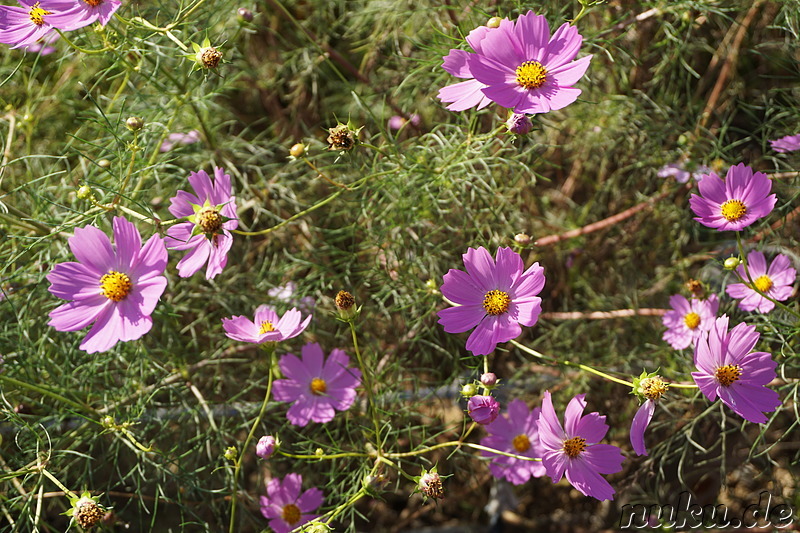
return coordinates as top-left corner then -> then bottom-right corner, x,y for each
668,383 -> 699,389
53,29 -> 112,55
228,345 -> 276,533
510,340 -> 634,387
0,375 -> 95,414
349,320 -> 383,448
385,441 -> 541,462
39,468 -> 78,500
112,143 -> 139,205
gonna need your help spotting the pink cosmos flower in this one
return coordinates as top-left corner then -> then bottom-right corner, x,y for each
689,163 -> 776,231
691,315 -> 781,423
537,391 -> 624,501
769,133 -> 800,153
437,246 -> 545,356
164,167 -> 238,280
726,251 -> 796,314
657,161 -> 712,184
259,473 -> 323,533
661,294 -> 718,350
47,216 -> 168,353
221,305 -> 311,344
22,29 -> 58,54
629,374 -> 669,456
463,11 -> 593,114
467,395 -> 500,425
480,399 -> 546,485
0,0 -> 72,49
45,0 -> 121,31
272,342 -> 362,427
268,281 -> 316,313
159,130 -> 201,152
437,18 -> 512,111
387,113 -> 420,130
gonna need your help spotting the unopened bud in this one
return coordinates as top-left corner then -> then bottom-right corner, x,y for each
256,435 -> 277,459
196,46 -> 222,69
97,159 -> 111,168
514,233 -> 531,246
224,446 -> 237,460
480,372 -> 497,388
723,257 -> 740,270
486,17 -> 502,28
315,447 -> 324,457
290,143 -> 305,158
77,185 -> 93,200
460,383 -> 478,398
506,113 -> 533,135
237,7 -> 254,22
125,116 -> 143,131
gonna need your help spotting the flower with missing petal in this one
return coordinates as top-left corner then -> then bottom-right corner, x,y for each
272,342 -> 362,426
259,473 -> 323,533
630,372 -> 669,456
537,391 -> 624,501
437,246 -> 544,356
47,216 -> 168,353
480,399 -> 546,485
769,134 -> 800,153
726,251 -> 796,314
222,305 -> 311,344
689,163 -> 776,231
691,315 -> 781,423
164,167 -> 238,280
661,294 -> 718,350
464,11 -> 593,114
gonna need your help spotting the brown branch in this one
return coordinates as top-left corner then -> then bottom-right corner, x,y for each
541,308 -> 667,320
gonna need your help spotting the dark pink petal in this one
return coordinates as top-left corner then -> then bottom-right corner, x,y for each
268,518 -> 290,533
301,342 -> 325,375
286,397 -> 315,426
768,254 -> 796,284
692,371 -> 719,401
462,247 -> 497,290
541,448 -> 568,482
309,400 -> 336,423
630,400 -> 655,456
69,225 -> 115,275
205,234 -> 232,279
321,348 -> 353,382
565,456 -> 617,501
480,82 -> 526,111
165,222 -> 198,250
438,79 -> 490,111
437,305 -> 485,333
187,170 -> 214,201
562,393 -> 587,437
574,411 -> 608,444
442,48 -> 473,78
259,496 -> 282,518
746,251 -> 767,274
726,322 -> 758,360
279,353 -> 314,382
538,390 -> 566,439
493,246 -> 523,291
510,297 -> 541,327
464,316 -> 499,355
582,444 -> 624,475
696,172 -> 726,204
47,261 -> 101,301
330,385 -> 357,411
514,262 -> 545,296
168,190 -> 201,218
297,487 -> 324,513
441,267 -> 485,305
279,473 -> 302,502
221,315 -> 260,343
79,304 -> 121,353
717,384 -> 779,424
477,24 -> 524,70
535,86 -> 582,112
111,216 -> 141,269
115,298 -> 154,342
513,10 -> 549,62
743,352 -> 777,384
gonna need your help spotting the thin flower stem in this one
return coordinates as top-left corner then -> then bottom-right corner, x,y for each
510,340 -> 634,387
39,468 -> 78,500
0,375 -> 95,414
228,345 -> 276,533
302,157 -> 350,189
277,451 -> 370,460
349,320 -> 383,448
53,29 -> 112,55
668,383 -> 699,389
112,143 -> 139,206
734,233 -> 800,320
385,441 -> 541,462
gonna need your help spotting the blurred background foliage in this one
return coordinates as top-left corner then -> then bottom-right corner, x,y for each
1,0 -> 799,530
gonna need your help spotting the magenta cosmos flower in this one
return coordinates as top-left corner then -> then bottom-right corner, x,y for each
0,0 -> 73,49
480,399 -> 546,485
437,18 -> 512,111
691,315 -> 781,423
164,167 -> 238,280
467,395 -> 500,425
537,391 -> 624,501
272,342 -> 361,426
662,294 -> 718,350
630,373 -> 669,456
159,130 -> 201,152
657,160 -> 711,184
260,473 -> 323,533
47,216 -> 168,353
437,246 -> 544,356
769,133 -> 800,153
222,305 -> 311,344
726,251 -> 796,314
45,0 -> 121,31
462,11 -> 593,114
689,163 -> 776,231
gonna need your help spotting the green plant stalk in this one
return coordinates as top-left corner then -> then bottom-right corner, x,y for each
0,375 -> 95,414
349,320 -> 383,449
228,345 -> 276,533
511,340 -> 634,387
39,468 -> 78,500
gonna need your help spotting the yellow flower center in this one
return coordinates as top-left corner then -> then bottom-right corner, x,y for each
482,290 -> 510,316
281,503 -> 301,525
28,2 -> 52,26
753,275 -> 773,293
562,436 -> 587,458
715,364 -> 742,387
512,434 -> 531,453
259,321 -> 275,334
99,271 -> 132,302
683,312 -> 701,330
196,207 -> 223,234
515,60 -> 548,90
83,0 -> 103,6
639,377 -> 669,402
720,199 -> 747,222
310,378 -> 327,395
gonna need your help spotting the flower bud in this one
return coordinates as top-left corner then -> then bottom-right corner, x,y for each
237,7 -> 254,22
77,185 -> 93,200
98,159 -> 111,168
73,496 -> 104,529
480,372 -> 497,388
505,113 -> 533,135
224,446 -> 237,460
418,470 -> 444,500
460,383 -> 478,397
125,116 -> 143,131
315,447 -> 324,457
289,143 -> 305,158
684,278 -> 704,297
467,395 -> 500,425
334,290 -> 357,320
514,233 -> 531,246
486,17 -> 502,28
723,256 -> 740,270
256,435 -> 277,459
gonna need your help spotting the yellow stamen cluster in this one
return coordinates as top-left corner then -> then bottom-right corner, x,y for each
512,434 -> 531,453
515,60 -> 548,90
720,199 -> 747,222
562,436 -> 587,458
639,377 -> 669,402
259,321 -> 276,334
83,0 -> 104,6
483,290 -> 510,316
683,312 -> 701,330
281,503 -> 301,525
28,2 -> 52,26
196,207 -> 223,235
715,364 -> 742,387
100,271 -> 132,302
753,275 -> 773,293
310,378 -> 327,395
